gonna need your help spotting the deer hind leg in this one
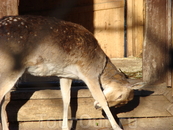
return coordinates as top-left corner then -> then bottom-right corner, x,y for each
84,77 -> 122,130
0,70 -> 24,130
60,78 -> 72,130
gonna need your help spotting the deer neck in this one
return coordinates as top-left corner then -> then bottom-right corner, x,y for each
100,58 -> 129,89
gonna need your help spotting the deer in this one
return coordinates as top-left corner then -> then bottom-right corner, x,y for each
0,15 -> 145,130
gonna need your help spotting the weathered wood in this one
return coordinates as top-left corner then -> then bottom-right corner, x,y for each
18,0 -> 145,58
93,1 -> 125,58
6,0 -> 18,15
0,0 -> 144,58
166,0 -> 172,88
127,0 -> 144,57
126,0 -> 133,57
164,88 -> 173,103
19,0 -> 125,58
143,0 -> 168,83
170,0 -> 173,96
5,87 -> 172,122
0,0 -> 18,18
132,0 -> 144,58
0,0 -> 6,17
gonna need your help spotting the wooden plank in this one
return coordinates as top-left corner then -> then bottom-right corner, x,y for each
0,0 -> 7,17
0,0 -> 18,18
6,0 -> 18,16
94,7 -> 124,58
132,0 -> 143,57
93,0 -> 124,58
166,0 -> 172,88
5,88 -> 172,122
5,88 -> 92,100
127,0 -> 133,57
143,0 -> 168,83
6,98 -> 103,121
164,88 -> 173,103
127,0 -> 144,57
170,0 -> 173,96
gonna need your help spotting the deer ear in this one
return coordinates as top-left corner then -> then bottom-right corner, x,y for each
129,82 -> 147,90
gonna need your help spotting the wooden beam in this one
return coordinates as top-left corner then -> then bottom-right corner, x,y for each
132,0 -> 144,57
143,0 -> 168,83
127,0 -> 133,57
166,0 -> 172,88
171,0 -> 173,96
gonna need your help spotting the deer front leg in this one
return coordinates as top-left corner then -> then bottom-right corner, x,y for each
60,78 -> 72,130
85,79 -> 122,130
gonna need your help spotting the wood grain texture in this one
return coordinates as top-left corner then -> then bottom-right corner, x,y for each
127,0 -> 144,57
5,87 -> 172,122
143,0 -> 168,83
0,0 -> 18,18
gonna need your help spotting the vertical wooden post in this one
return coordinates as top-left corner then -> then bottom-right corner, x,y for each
167,0 -> 172,87
0,0 -> 18,18
170,0 -> 173,96
126,0 -> 133,57
127,0 -> 144,57
143,0 -> 168,83
166,0 -> 172,95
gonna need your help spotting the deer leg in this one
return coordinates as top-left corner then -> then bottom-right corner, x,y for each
60,78 -> 72,130
84,78 -> 122,130
0,71 -> 24,130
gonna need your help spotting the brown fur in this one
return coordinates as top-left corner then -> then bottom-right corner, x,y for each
0,15 -> 144,130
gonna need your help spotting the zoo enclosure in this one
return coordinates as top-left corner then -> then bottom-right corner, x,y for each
0,0 -> 173,94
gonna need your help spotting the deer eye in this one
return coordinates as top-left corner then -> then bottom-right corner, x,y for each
117,94 -> 122,100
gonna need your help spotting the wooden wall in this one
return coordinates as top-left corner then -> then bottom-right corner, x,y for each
127,0 -> 144,58
0,0 -> 144,58
94,0 -> 125,58
18,0 -> 144,58
0,0 -> 145,83
0,0 -> 18,18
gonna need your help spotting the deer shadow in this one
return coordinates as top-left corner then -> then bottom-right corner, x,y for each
102,90 -> 154,129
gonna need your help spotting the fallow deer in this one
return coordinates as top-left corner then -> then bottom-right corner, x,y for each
0,15 -> 144,130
